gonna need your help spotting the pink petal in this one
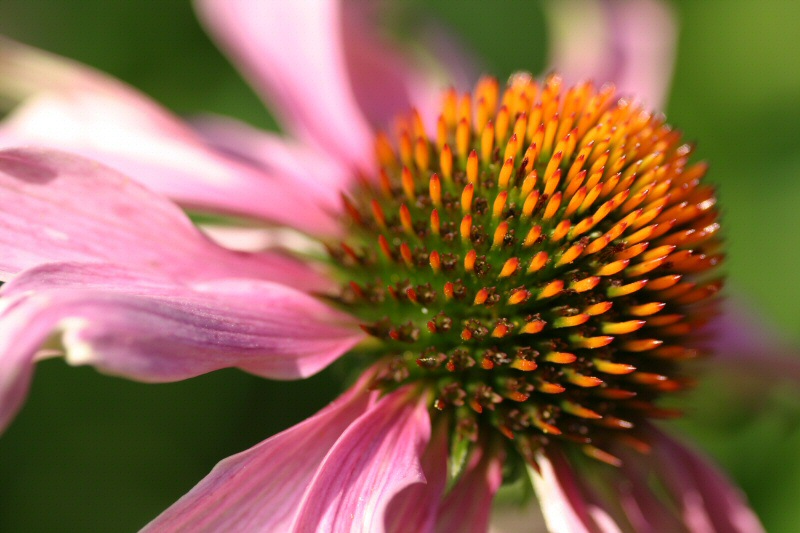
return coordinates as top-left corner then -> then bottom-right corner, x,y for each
614,456 -> 690,532
384,420 -> 449,533
528,446 -> 636,533
143,376 -> 378,532
646,427 -> 765,533
531,448 -> 620,533
339,1 -> 451,131
0,39 -> 339,234
703,297 -> 800,382
435,447 -> 504,533
291,388 -> 431,531
0,262 -> 363,433
545,0 -> 677,108
531,427 -> 764,532
192,114 -> 353,207
195,0 -> 376,172
0,147 -> 330,290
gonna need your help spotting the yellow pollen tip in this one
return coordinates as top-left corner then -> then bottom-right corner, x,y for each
401,167 -> 415,201
507,289 -> 530,305
440,144 -> 453,181
498,257 -> 519,278
429,173 -> 442,207
551,220 -> 571,241
555,243 -> 584,267
491,222 -> 508,249
456,118 -> 470,156
461,183 -> 474,214
399,242 -> 413,267
498,159 -> 514,189
543,191 -> 562,220
544,352 -> 578,365
399,204 -> 414,235
429,251 -> 441,273
430,209 -> 441,236
607,279 -> 648,298
503,133 -> 519,161
593,359 -> 636,375
466,150 -> 479,184
553,314 -> 590,328
538,280 -> 564,299
464,249 -> 477,272
460,215 -> 473,242
474,288 -> 489,305
522,190 -> 540,218
493,191 -> 508,220
528,251 -> 549,273
602,320 -> 647,335
524,225 -> 543,248
511,359 -> 537,372
521,320 -> 546,334
584,301 -> 614,316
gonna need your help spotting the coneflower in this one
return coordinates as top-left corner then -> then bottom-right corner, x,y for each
336,73 -> 721,471
0,1 -> 772,531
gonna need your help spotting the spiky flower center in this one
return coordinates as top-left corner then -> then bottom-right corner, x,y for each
331,74 -> 722,465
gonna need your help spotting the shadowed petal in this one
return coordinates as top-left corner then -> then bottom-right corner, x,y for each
339,1 -> 454,131
0,147 -> 330,290
291,388 -> 431,532
545,0 -> 676,108
0,39 -> 339,234
143,376 -> 376,532
435,447 -> 504,533
384,419 -> 449,533
195,0 -> 376,172
704,297 -> 800,382
531,448 -> 621,533
614,456 -> 690,532
645,427 -> 765,533
192,114 -> 353,210
600,425 -> 765,532
0,262 -> 364,433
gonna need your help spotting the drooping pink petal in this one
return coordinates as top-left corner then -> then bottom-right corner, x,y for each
530,448 -> 621,533
0,39 -> 340,234
143,375 -> 378,532
544,0 -> 677,108
384,419 -> 449,533
195,0 -> 377,172
192,114 -> 353,208
644,427 -> 765,533
338,1 -> 456,131
0,147 -> 331,290
291,388 -> 431,532
435,446 -> 504,533
614,455 -> 691,532
703,297 -> 800,382
0,262 -> 364,433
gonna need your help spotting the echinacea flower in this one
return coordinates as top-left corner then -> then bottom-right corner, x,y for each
0,0 -> 788,531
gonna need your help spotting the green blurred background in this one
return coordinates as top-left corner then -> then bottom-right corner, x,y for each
0,0 -> 799,531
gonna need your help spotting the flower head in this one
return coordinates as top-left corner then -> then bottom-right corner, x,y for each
333,73 -> 721,470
